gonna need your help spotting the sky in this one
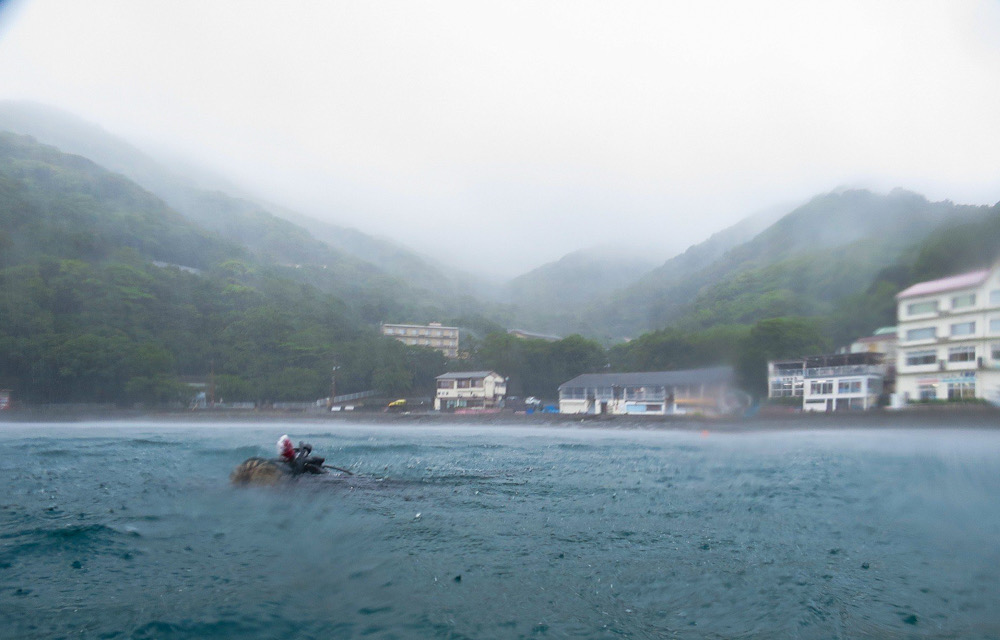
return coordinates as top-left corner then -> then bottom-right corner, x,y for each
1,0 -> 999,275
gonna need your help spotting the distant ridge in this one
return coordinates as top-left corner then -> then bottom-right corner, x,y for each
584,189 -> 989,338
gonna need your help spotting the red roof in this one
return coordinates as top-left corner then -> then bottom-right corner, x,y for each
896,269 -> 989,299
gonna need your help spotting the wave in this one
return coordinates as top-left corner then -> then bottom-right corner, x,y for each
0,523 -> 137,561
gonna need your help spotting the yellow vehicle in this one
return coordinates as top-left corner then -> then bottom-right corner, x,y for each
386,398 -> 407,412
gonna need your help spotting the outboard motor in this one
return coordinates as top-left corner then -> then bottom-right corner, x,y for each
291,441 -> 326,475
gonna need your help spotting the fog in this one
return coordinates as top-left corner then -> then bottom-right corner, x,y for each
1,0 -> 999,274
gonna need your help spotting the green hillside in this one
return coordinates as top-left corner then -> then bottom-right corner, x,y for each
587,189 -> 987,338
501,246 -> 659,337
0,101 -> 478,320
827,203 -> 1000,345
0,133 -> 446,405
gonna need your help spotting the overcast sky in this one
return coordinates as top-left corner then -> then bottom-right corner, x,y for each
1,1 -> 999,274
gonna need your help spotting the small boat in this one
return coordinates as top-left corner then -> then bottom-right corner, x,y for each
230,436 -> 351,486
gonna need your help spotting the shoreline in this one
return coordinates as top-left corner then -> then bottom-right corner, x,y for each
1,404 -> 998,431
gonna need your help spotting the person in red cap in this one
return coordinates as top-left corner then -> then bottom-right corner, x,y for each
277,434 -> 296,462
276,434 -> 326,475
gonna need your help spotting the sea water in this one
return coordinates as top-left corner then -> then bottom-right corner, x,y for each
1,420 -> 998,639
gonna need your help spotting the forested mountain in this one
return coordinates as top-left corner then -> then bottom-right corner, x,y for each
0,132 -> 447,405
500,246 -> 659,336
0,101 -> 475,314
585,189 -> 989,339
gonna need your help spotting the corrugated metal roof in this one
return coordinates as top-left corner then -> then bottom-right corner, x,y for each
896,270 -> 989,299
853,334 -> 895,343
558,366 -> 733,389
436,371 -> 501,379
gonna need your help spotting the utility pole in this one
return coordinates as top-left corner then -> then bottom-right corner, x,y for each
328,361 -> 340,408
209,359 -> 216,407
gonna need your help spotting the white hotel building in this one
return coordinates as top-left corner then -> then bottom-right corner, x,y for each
895,263 -> 1000,404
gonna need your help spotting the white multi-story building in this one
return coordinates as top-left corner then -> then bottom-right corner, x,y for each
802,352 -> 887,412
434,371 -> 506,411
768,328 -> 896,411
382,322 -> 459,358
895,263 -> 1000,404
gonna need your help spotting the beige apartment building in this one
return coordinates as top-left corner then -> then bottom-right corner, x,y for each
381,322 -> 459,358
895,262 -> 1000,404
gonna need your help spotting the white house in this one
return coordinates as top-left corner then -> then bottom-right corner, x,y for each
768,328 -> 896,411
558,367 -> 747,416
895,262 -> 1000,404
434,371 -> 506,411
802,352 -> 887,412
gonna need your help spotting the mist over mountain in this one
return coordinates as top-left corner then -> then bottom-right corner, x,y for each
499,245 -> 662,336
0,101 -> 482,306
583,189 -> 991,339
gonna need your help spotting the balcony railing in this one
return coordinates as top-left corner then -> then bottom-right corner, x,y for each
804,365 -> 884,378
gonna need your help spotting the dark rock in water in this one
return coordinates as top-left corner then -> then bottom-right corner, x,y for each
230,457 -> 289,486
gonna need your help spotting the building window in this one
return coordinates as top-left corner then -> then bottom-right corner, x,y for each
948,346 -> 975,362
918,384 -> 937,401
457,379 -> 471,388
947,381 -> 976,400
990,318 -> 1000,334
951,293 -> 976,309
992,343 -> 1000,361
905,350 -> 937,366
906,327 -> 936,341
991,290 -> 1000,306
907,300 -> 938,315
437,380 -> 455,389
810,381 -> 833,395
770,379 -> 801,397
471,378 -> 483,387
838,379 -> 862,394
950,321 -> 975,337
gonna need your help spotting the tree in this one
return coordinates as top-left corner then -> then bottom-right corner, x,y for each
736,317 -> 830,398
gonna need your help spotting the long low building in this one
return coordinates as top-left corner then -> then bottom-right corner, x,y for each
558,366 -> 747,416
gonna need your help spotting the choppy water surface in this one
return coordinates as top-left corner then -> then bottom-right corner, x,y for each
1,420 -> 999,639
